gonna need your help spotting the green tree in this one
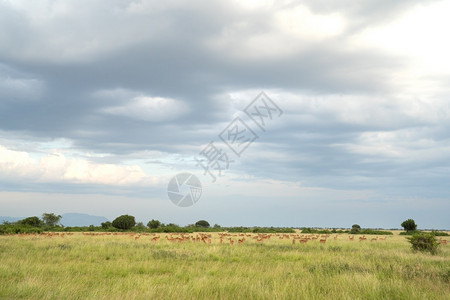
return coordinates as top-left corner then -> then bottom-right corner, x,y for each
19,216 -> 43,227
195,220 -> 210,228
101,221 -> 112,229
42,213 -> 62,227
350,224 -> 361,233
112,215 -> 136,230
147,219 -> 161,229
352,224 -> 361,230
134,222 -> 146,231
401,219 -> 417,232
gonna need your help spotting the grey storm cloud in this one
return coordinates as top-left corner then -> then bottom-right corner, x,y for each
0,0 -> 449,228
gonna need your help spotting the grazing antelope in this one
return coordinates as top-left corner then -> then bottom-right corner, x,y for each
319,239 -> 327,244
359,236 -> 367,241
229,239 -> 234,246
349,236 -> 354,241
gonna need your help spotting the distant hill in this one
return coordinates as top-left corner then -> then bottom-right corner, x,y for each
1,213 -> 108,227
61,213 -> 108,227
0,216 -> 22,223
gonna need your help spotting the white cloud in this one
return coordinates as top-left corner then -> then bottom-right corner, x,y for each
231,89 -> 450,129
353,1 -> 450,74
205,4 -> 346,60
349,1 -> 450,97
0,145 -> 159,186
102,95 -> 189,122
332,128 -> 450,163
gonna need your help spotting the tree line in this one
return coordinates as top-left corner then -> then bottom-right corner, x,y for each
1,214 -> 448,237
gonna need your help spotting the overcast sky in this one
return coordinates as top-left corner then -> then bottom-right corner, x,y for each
1,0 -> 449,229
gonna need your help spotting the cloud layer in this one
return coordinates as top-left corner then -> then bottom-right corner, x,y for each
0,0 -> 449,228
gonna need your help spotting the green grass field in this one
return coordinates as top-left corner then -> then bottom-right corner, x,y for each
0,232 -> 448,299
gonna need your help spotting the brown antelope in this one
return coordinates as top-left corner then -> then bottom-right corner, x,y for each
229,239 -> 234,246
349,236 -> 354,241
319,239 -> 327,244
359,236 -> 367,241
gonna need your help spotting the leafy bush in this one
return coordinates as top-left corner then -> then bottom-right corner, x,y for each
401,219 -> 417,232
0,224 -> 42,234
401,230 -> 450,236
147,219 -> 161,229
133,222 -> 147,232
101,221 -> 112,229
430,230 -> 449,236
112,215 -> 136,230
19,216 -> 43,227
400,230 -> 420,235
408,232 -> 440,254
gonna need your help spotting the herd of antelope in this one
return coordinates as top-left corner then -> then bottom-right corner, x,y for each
2,232 -> 448,245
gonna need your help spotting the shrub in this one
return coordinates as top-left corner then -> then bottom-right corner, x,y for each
408,232 -> 440,254
431,230 -> 449,236
401,219 -> 417,232
147,219 -> 161,229
19,216 -> 43,227
112,215 -> 136,230
0,224 -> 42,234
101,221 -> 112,229
357,229 -> 393,235
133,222 -> 147,232
399,230 -> 420,235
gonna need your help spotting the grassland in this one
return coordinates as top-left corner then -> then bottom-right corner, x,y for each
0,232 -> 448,300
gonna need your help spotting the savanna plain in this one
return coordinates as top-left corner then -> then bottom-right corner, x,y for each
0,232 -> 449,300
